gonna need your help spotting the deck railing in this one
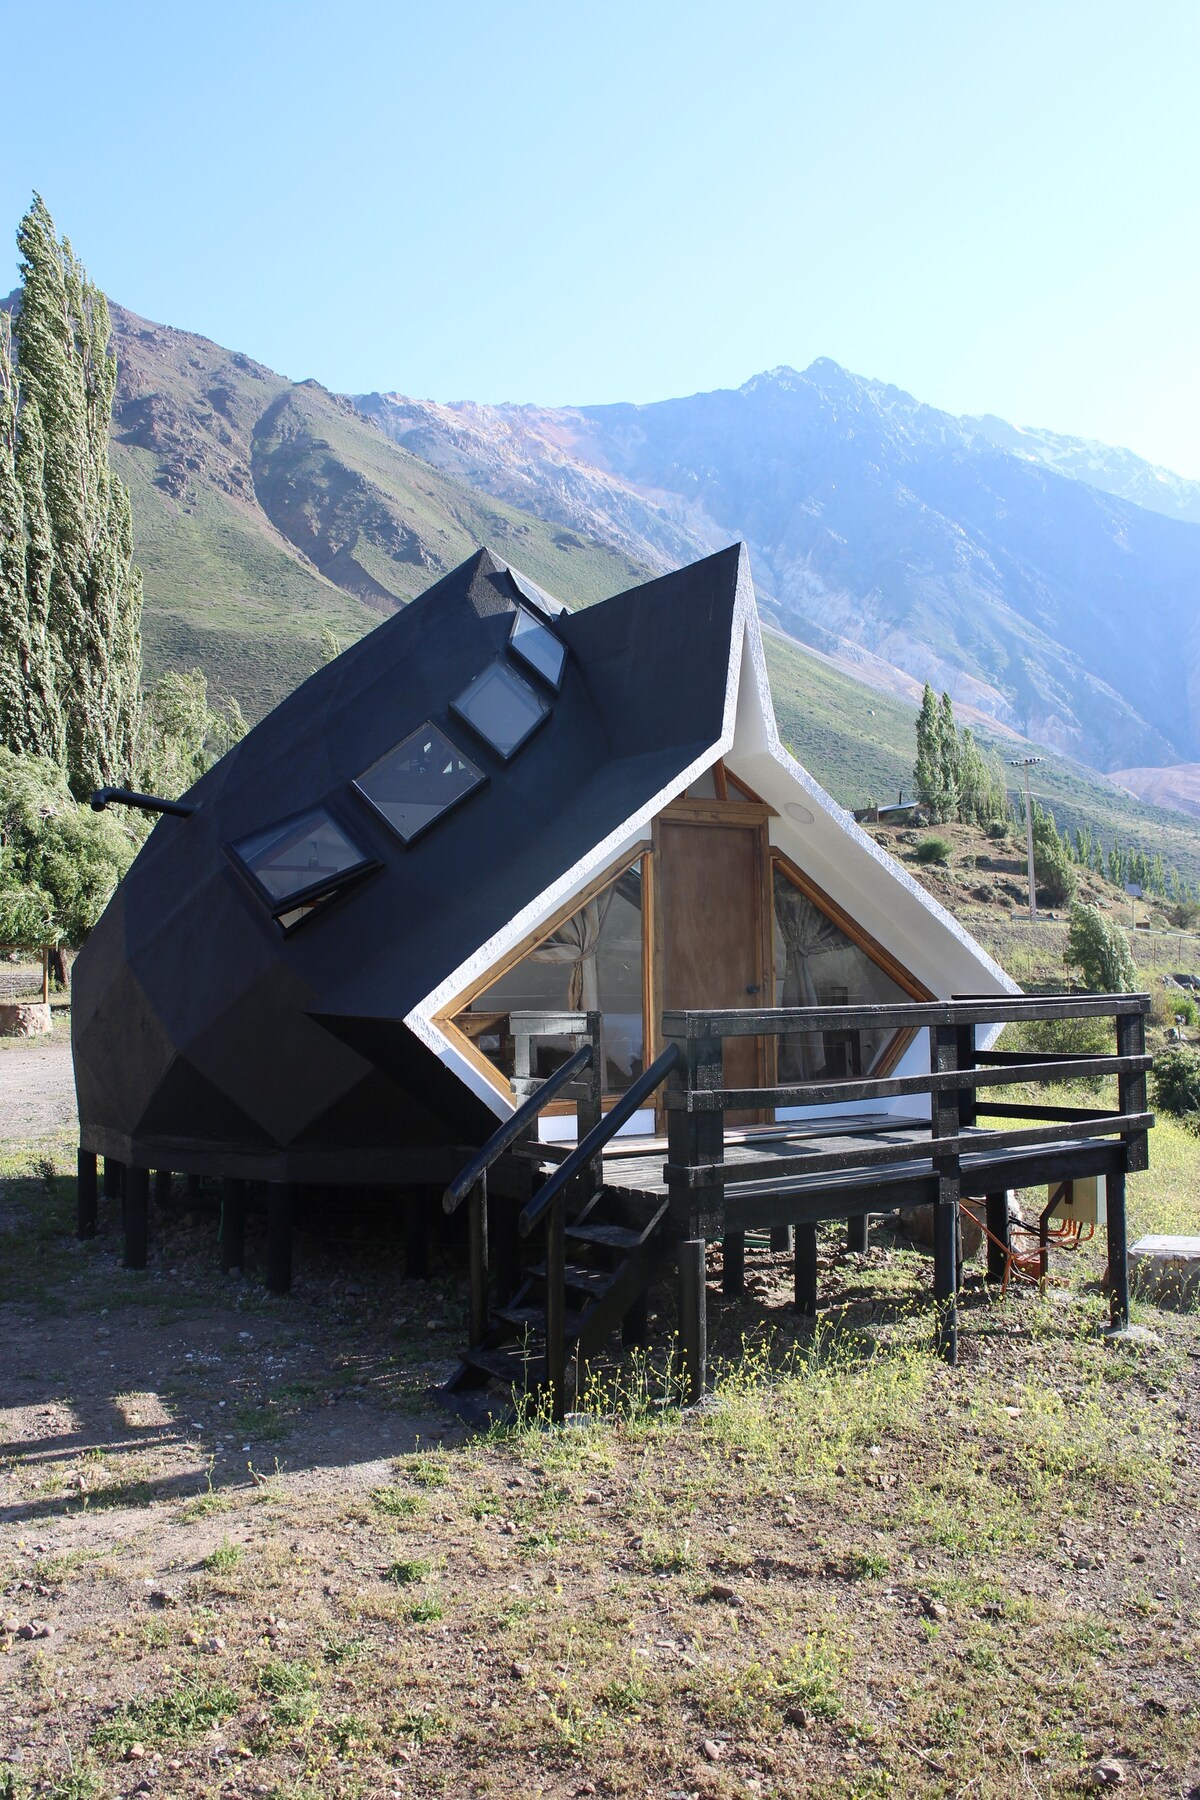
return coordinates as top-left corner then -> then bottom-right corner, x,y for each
661,991 -> 1152,1386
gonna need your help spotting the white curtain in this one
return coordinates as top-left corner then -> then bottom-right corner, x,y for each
776,885 -> 843,1077
529,892 -> 612,1011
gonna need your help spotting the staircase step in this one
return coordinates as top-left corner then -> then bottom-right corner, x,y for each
568,1202 -> 667,1251
529,1261 -> 616,1298
461,1344 -> 546,1388
494,1303 -> 586,1335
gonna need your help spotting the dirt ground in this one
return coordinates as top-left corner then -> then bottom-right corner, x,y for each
0,1023 -> 77,1140
0,1034 -> 1198,1799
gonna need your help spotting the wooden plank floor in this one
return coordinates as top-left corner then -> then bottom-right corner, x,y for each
575,1119 -> 1126,1207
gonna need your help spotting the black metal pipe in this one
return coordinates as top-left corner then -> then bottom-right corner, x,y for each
519,1043 -> 682,1238
443,1043 -> 593,1213
90,786 -> 195,818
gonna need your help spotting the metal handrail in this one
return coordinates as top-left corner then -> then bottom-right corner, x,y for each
518,1043 -> 682,1238
442,1043 -> 593,1214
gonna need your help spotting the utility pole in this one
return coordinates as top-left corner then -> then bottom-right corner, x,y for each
1008,757 -> 1043,923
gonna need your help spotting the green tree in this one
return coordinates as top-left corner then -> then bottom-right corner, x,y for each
11,195 -> 142,796
0,312 -> 62,763
914,683 -> 956,822
1064,902 -> 1137,993
0,747 -> 138,948
137,668 -> 246,799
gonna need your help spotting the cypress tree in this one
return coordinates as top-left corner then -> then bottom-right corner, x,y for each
937,691 -> 961,816
0,312 -> 62,762
914,683 -> 952,821
11,195 -> 141,796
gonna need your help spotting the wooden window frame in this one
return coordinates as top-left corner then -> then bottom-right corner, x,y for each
769,846 -> 932,1084
434,840 -> 652,1111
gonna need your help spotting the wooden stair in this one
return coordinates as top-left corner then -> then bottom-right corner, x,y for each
446,1181 -> 669,1410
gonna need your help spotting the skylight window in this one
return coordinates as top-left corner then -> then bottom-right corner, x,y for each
509,604 -> 567,690
450,659 -> 550,760
229,808 -> 375,930
353,722 -> 485,845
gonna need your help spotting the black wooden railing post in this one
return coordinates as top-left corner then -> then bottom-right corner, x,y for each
77,1148 -> 97,1240
931,1023 -> 961,1363
666,1028 -> 723,1403
468,1173 -> 489,1349
1116,1002 -> 1150,1174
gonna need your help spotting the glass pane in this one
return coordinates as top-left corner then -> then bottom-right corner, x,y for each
509,605 -> 566,689
354,722 -> 484,844
454,862 -> 645,1094
451,659 -> 549,759
231,809 -> 368,906
773,866 -> 908,1082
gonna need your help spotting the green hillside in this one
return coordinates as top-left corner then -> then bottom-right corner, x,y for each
765,631 -> 1200,888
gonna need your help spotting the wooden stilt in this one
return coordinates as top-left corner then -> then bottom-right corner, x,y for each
154,1169 -> 173,1210
677,1237 -> 707,1403
622,1291 -> 650,1348
220,1177 -> 246,1273
933,1197 -> 960,1362
123,1167 -> 149,1270
985,1191 -> 1009,1281
544,1195 -> 566,1423
770,1225 -> 794,1254
266,1182 -> 294,1294
722,1229 -> 745,1296
794,1222 -> 818,1315
467,1175 -> 489,1345
846,1213 -> 869,1253
405,1194 -> 429,1279
185,1174 -> 202,1206
77,1148 -> 98,1240
1106,1167 -> 1129,1330
103,1156 -> 124,1201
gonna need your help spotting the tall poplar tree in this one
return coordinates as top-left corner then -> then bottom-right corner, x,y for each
0,311 -> 63,762
11,195 -> 142,795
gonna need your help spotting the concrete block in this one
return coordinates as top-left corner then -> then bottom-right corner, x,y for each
1129,1235 -> 1200,1308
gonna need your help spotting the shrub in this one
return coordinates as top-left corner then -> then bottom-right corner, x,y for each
985,820 -> 1009,841
1168,899 -> 1200,931
1033,834 -> 1077,907
915,835 -> 952,866
1064,903 -> 1137,993
1152,1045 -> 1200,1118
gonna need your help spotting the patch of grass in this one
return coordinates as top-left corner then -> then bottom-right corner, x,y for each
370,1484 -> 424,1518
397,1451 -> 450,1489
91,1679 -> 240,1753
201,1538 -> 244,1574
407,1595 -> 444,1623
384,1557 -> 432,1585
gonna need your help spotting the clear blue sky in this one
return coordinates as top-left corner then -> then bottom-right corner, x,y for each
5,0 -> 1199,472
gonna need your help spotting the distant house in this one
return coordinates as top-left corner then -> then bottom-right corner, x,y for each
72,543 -> 1017,1192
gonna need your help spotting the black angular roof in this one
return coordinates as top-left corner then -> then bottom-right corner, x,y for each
72,544 -> 744,1181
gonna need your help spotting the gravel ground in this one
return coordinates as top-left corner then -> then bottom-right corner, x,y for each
0,1025 -> 77,1140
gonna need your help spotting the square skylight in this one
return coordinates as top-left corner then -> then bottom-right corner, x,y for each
354,722 -> 486,844
509,604 -> 567,690
450,659 -> 550,760
230,807 -> 375,926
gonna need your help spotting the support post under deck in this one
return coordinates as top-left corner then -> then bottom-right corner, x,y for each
722,1230 -> 745,1296
1106,1167 -> 1129,1330
931,1023 -> 962,1363
266,1182 -> 295,1294
123,1167 -> 149,1270
665,1028 -> 723,1405
985,1191 -> 1009,1281
677,1237 -> 707,1403
77,1148 -> 97,1240
794,1222 -> 818,1316
154,1169 -> 173,1211
220,1177 -> 246,1274
846,1214 -> 869,1254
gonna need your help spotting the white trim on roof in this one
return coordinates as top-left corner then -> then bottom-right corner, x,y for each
405,545 -> 1016,1120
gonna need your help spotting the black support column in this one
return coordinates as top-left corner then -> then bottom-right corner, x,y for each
220,1177 -> 246,1274
846,1214 -> 869,1254
1106,1167 -> 1130,1330
77,1149 -> 97,1240
266,1182 -> 295,1294
722,1230 -> 745,1296
985,1191 -> 1010,1281
123,1167 -> 149,1269
794,1223 -> 818,1316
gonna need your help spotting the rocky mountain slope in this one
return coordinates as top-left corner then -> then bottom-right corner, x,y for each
359,362 -> 1200,773
98,305 -> 648,718
964,413 -> 1200,527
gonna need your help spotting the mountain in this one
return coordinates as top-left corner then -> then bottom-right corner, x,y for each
94,304 -> 649,719
964,414 -> 1200,527
357,361 -> 1200,774
1111,763 -> 1200,822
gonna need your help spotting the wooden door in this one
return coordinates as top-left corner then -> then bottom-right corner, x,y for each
653,810 -> 771,1122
